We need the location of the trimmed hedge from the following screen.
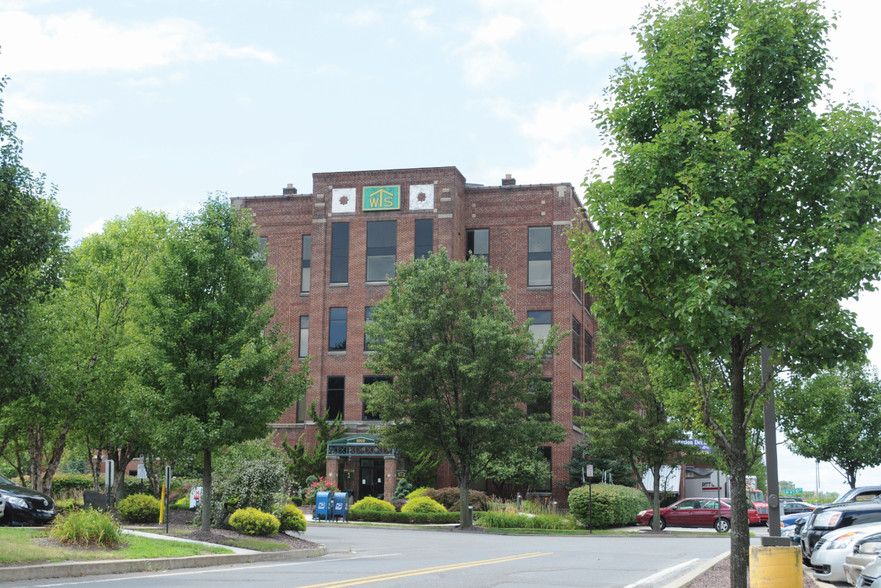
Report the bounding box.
[422,487,488,512]
[401,496,447,514]
[347,510,461,524]
[117,494,160,524]
[568,483,650,529]
[350,497,396,513]
[228,507,281,536]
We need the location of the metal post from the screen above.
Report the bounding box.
[761,347,787,545]
[165,465,172,534]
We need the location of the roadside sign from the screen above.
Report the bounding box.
[137,464,147,479]
[781,488,803,495]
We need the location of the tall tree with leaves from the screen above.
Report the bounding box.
[575,325,698,531]
[143,197,310,532]
[282,402,346,490]
[362,249,565,528]
[778,365,881,489]
[569,1,881,584]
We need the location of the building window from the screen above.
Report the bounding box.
[584,329,593,365]
[366,220,397,282]
[257,236,269,262]
[466,228,489,263]
[414,219,433,259]
[572,385,584,422]
[327,376,344,421]
[301,235,311,293]
[330,223,349,284]
[364,307,374,351]
[362,375,392,420]
[572,317,583,364]
[527,378,552,417]
[296,399,307,423]
[527,310,552,345]
[572,270,582,302]
[298,315,309,358]
[528,226,552,287]
[329,307,347,352]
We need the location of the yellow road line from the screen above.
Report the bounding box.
[297,552,553,588]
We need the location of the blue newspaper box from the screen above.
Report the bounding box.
[332,492,349,522]
[315,491,331,522]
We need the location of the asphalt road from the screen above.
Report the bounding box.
[6,525,736,588]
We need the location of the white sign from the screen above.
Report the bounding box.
[585,464,594,478]
[137,464,147,479]
[189,486,203,508]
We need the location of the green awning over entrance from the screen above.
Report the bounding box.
[327,435,397,457]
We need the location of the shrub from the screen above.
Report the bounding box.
[228,507,281,536]
[170,495,191,510]
[423,487,488,511]
[49,509,122,547]
[208,458,287,527]
[391,498,407,512]
[568,483,650,529]
[348,510,460,524]
[118,494,161,524]
[406,487,430,499]
[277,504,307,532]
[290,495,303,506]
[350,496,396,513]
[393,478,414,499]
[401,496,447,514]
[478,510,577,530]
[303,476,338,505]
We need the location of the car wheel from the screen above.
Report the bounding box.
[715,518,731,533]
[658,517,666,531]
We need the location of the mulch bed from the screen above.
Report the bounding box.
[683,555,819,587]
[153,508,319,551]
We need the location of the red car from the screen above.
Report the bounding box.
[636,497,760,532]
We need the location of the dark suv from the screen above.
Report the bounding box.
[801,497,881,561]
[0,473,56,526]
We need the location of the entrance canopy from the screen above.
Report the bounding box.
[327,435,397,457]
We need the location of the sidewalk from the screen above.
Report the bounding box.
[1,529,326,583]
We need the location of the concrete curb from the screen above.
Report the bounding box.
[0,545,327,583]
[662,550,730,588]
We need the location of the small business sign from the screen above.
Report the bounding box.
[363,186,401,211]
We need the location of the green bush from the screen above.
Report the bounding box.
[228,507,281,536]
[423,487,488,511]
[303,477,338,505]
[401,496,447,514]
[49,509,122,547]
[278,504,307,532]
[170,495,191,510]
[350,496,396,513]
[208,458,287,527]
[393,479,414,500]
[347,510,461,524]
[407,487,430,499]
[568,483,650,529]
[118,494,161,524]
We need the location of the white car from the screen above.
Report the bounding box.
[858,556,881,588]
[810,522,881,583]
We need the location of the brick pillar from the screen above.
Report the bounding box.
[384,456,398,502]
[326,455,340,488]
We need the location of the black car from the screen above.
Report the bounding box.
[800,497,881,561]
[0,473,56,526]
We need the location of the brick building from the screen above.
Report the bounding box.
[231,166,595,504]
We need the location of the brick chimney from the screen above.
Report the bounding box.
[501,174,516,187]
[283,183,297,196]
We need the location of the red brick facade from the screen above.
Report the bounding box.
[232,166,595,504]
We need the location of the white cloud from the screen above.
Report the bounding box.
[0,10,277,75]
[519,96,596,144]
[408,7,438,35]
[80,217,106,239]
[347,9,380,26]
[2,92,92,125]
[456,15,524,86]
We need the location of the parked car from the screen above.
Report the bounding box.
[780,512,812,544]
[0,473,55,526]
[782,501,816,515]
[809,522,881,583]
[843,532,881,585]
[801,497,881,562]
[834,486,881,504]
[857,555,881,588]
[636,497,759,532]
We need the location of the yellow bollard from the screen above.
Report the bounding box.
[159,484,166,525]
[749,545,803,588]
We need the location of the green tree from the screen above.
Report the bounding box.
[575,325,698,531]
[0,75,68,420]
[362,249,566,527]
[142,196,310,532]
[569,1,881,584]
[778,365,881,489]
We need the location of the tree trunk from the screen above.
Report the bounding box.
[201,448,212,533]
[40,423,69,496]
[652,464,662,531]
[728,355,750,588]
[458,468,472,529]
[27,425,44,492]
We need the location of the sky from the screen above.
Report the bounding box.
[1,0,880,498]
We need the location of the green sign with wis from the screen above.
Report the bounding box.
[363,186,400,211]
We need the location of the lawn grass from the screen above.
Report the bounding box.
[0,528,232,565]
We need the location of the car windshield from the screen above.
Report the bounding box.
[0,473,15,485]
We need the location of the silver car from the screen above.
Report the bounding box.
[858,556,881,587]
[810,522,881,583]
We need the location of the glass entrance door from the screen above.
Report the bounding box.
[359,458,384,499]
